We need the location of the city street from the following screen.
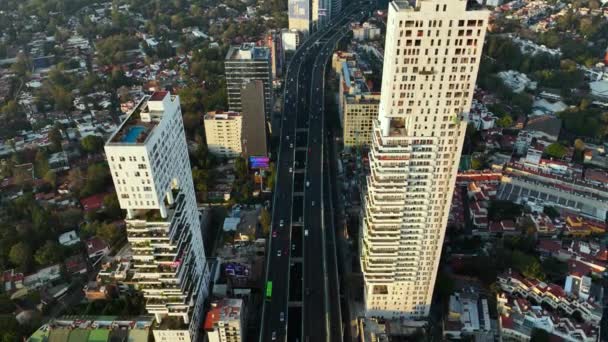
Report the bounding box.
[259,3,368,341]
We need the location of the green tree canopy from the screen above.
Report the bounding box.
[260,208,271,236]
[544,143,567,159]
[34,240,64,267]
[9,242,32,271]
[80,135,105,154]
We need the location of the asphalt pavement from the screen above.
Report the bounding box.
[259,3,370,341]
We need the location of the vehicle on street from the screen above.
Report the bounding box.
[280,219,284,227]
[306,181,310,187]
[277,250,282,257]
[272,332,277,340]
[305,229,309,237]
[272,231,277,238]
[280,312,285,322]
[289,167,293,173]
[312,201,315,206]
[290,143,294,148]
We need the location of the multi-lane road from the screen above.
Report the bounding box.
[259,2,370,341]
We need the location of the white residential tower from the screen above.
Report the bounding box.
[105,91,210,341]
[360,0,488,319]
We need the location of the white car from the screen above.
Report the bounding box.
[289,167,293,173]
[277,250,282,257]
[279,220,284,228]
[312,201,315,206]
[290,143,294,148]
[280,312,285,322]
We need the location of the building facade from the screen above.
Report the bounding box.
[289,0,312,36]
[204,298,245,342]
[241,81,268,158]
[104,91,210,341]
[343,94,380,148]
[204,111,243,158]
[225,44,272,118]
[359,0,488,319]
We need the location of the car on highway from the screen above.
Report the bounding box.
[306,181,310,187]
[289,167,293,173]
[280,312,285,322]
[272,332,277,340]
[279,219,284,228]
[312,201,315,206]
[272,231,277,238]
[277,250,282,257]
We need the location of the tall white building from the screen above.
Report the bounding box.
[104,91,210,341]
[360,0,488,320]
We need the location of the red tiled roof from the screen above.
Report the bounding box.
[150,91,168,101]
[500,315,514,329]
[537,239,561,254]
[80,193,108,211]
[86,237,108,255]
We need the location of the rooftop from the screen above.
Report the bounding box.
[107,91,175,145]
[203,298,243,331]
[204,111,242,120]
[225,43,270,61]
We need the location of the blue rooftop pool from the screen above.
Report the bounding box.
[122,126,146,143]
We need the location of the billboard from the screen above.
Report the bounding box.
[249,156,270,169]
[289,0,310,20]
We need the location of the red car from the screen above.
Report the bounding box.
[272,231,277,238]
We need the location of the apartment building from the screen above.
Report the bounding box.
[204,298,245,342]
[289,0,312,36]
[343,94,380,148]
[359,0,488,320]
[104,91,210,341]
[204,111,243,158]
[225,44,272,118]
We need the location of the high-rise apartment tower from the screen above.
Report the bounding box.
[225,44,272,118]
[360,0,488,320]
[105,91,210,340]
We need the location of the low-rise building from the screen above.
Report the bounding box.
[443,291,492,340]
[27,315,155,342]
[204,298,245,342]
[497,271,602,326]
[352,22,381,41]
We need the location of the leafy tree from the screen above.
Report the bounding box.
[488,200,523,221]
[234,157,248,180]
[9,242,33,271]
[0,294,15,314]
[96,222,124,246]
[81,163,111,197]
[34,240,64,267]
[48,127,63,152]
[43,170,57,189]
[103,193,123,220]
[260,208,271,236]
[67,168,85,191]
[543,206,560,219]
[80,135,105,154]
[34,150,50,178]
[544,143,567,159]
[530,328,550,342]
[496,115,513,128]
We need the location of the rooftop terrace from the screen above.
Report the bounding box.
[225,43,270,61]
[107,91,174,145]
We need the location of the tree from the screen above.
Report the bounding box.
[496,115,513,128]
[9,242,32,271]
[260,208,271,236]
[48,127,63,152]
[34,240,64,267]
[530,328,550,342]
[34,150,50,178]
[81,163,111,197]
[103,193,122,220]
[96,222,124,245]
[43,170,57,188]
[543,206,560,219]
[80,135,105,154]
[234,157,248,180]
[544,143,567,159]
[67,168,85,190]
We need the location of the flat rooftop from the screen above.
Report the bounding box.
[204,111,242,120]
[226,43,270,61]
